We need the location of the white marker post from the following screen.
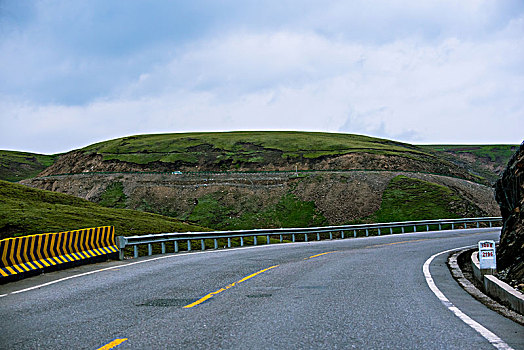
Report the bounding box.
[478,240,497,275]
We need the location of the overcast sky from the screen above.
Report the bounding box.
[1,0,523,154]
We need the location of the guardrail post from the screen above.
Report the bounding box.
[228,237,231,247]
[465,223,467,229]
[439,224,442,230]
[134,246,138,259]
[214,239,218,249]
[201,239,205,250]
[317,233,320,240]
[413,226,417,232]
[304,234,308,242]
[476,222,479,228]
[254,236,258,245]
[240,237,244,247]
[489,221,492,228]
[266,235,270,244]
[148,244,152,256]
[389,228,393,234]
[341,231,344,239]
[365,229,369,237]
[292,234,295,242]
[116,236,127,261]
[329,232,333,240]
[452,223,454,229]
[401,226,405,233]
[280,234,283,243]
[354,229,357,237]
[378,228,381,236]
[175,241,179,253]
[161,243,166,254]
[426,225,429,231]
[187,240,191,251]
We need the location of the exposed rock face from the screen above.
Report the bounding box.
[21,171,500,228]
[495,142,524,283]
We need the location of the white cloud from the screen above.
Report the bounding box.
[1,1,523,153]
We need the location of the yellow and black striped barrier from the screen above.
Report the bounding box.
[0,226,118,278]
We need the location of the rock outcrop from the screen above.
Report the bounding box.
[495,142,524,284]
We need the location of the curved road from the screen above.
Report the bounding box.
[1,228,522,349]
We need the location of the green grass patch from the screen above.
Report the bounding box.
[372,175,462,222]
[98,182,127,208]
[0,180,206,240]
[187,192,327,230]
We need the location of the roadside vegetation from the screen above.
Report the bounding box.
[0,180,206,240]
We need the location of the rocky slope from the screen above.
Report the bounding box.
[495,142,524,284]
[22,170,500,230]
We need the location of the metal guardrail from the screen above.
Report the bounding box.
[115,217,502,260]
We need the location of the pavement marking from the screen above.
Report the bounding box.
[183,265,280,309]
[0,243,285,298]
[0,228,499,299]
[305,251,337,259]
[423,246,514,350]
[366,238,429,248]
[96,338,128,350]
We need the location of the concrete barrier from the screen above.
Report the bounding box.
[483,275,524,315]
[470,250,524,316]
[0,226,117,278]
[471,251,483,282]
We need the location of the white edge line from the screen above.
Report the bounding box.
[423,245,514,350]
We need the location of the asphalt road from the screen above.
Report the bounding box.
[1,228,522,349]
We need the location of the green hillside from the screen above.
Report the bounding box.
[0,151,57,182]
[41,131,484,184]
[0,180,206,240]
[83,131,429,164]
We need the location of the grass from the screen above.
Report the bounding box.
[372,175,462,222]
[0,180,206,240]
[0,151,58,181]
[98,182,127,208]
[187,192,328,230]
[81,131,434,165]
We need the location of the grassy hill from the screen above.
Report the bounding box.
[82,131,428,163]
[5,132,507,234]
[38,131,485,184]
[0,180,206,239]
[0,151,58,182]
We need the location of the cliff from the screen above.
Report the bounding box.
[495,142,524,284]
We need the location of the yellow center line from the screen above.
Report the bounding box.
[305,251,338,260]
[366,238,430,248]
[183,265,280,309]
[97,338,128,350]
